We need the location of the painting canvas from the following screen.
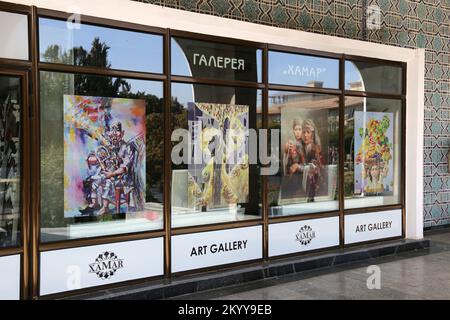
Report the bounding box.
[63,95,146,218]
[0,88,21,246]
[354,111,394,196]
[187,102,249,210]
[279,105,335,204]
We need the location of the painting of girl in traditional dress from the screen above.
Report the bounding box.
[354,111,394,196]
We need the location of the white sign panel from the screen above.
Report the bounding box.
[172,226,262,273]
[269,217,339,257]
[40,237,164,296]
[345,209,402,244]
[0,254,20,300]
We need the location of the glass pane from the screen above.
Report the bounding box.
[268,91,339,216]
[40,71,164,242]
[39,18,163,73]
[171,37,262,82]
[269,51,339,88]
[345,60,403,94]
[0,75,21,248]
[171,83,262,228]
[0,11,28,60]
[344,97,402,209]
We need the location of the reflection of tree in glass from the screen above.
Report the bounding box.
[171,97,188,171]
[43,38,131,95]
[43,37,111,67]
[124,91,164,203]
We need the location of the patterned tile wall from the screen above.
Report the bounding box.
[134,0,450,228]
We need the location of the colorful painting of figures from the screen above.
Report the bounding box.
[354,111,394,196]
[63,95,146,218]
[187,102,249,210]
[279,105,337,205]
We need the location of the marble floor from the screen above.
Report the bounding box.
[170,230,450,300]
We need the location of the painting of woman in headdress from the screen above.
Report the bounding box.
[302,119,324,202]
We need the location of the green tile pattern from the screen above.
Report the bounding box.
[133,0,450,228]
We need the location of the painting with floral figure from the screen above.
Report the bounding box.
[354,111,394,196]
[63,95,146,218]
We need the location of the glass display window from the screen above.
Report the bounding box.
[171,83,263,228]
[345,60,403,94]
[344,97,402,209]
[267,90,340,216]
[39,18,163,73]
[40,71,164,242]
[0,11,28,60]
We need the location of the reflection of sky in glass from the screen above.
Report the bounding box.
[172,82,195,107]
[256,50,262,83]
[345,61,402,94]
[39,18,163,73]
[171,38,262,82]
[345,61,364,90]
[171,38,192,77]
[127,79,163,97]
[269,51,339,88]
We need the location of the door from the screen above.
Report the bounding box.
[0,69,30,300]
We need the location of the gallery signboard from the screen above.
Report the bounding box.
[171,37,261,82]
[269,217,340,257]
[39,238,164,296]
[0,254,20,300]
[171,226,262,272]
[268,51,339,88]
[344,209,402,244]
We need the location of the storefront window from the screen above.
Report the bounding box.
[268,51,339,88]
[345,60,403,94]
[39,18,163,73]
[40,71,164,242]
[0,75,21,248]
[171,37,262,82]
[344,97,402,209]
[268,91,339,216]
[171,83,262,228]
[0,11,28,60]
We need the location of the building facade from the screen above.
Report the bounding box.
[132,0,449,228]
[0,0,427,299]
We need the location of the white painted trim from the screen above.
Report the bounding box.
[405,49,425,239]
[6,0,417,61]
[5,0,425,238]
